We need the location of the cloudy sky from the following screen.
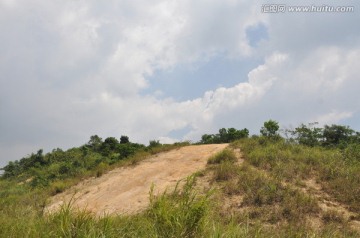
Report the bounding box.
[1,0,359,166]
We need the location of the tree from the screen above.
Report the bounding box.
[200,134,214,144]
[1,161,19,178]
[322,124,354,147]
[87,135,103,151]
[218,128,228,143]
[227,128,249,142]
[101,137,119,155]
[120,135,130,144]
[200,127,249,144]
[260,120,280,138]
[292,122,323,147]
[149,140,161,147]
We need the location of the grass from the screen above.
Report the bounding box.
[220,162,320,224]
[1,139,360,237]
[207,149,237,164]
[236,137,360,213]
[0,176,211,238]
[147,176,211,237]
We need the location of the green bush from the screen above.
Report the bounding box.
[213,161,239,181]
[207,149,237,164]
[147,176,210,237]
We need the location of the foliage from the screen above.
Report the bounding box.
[207,149,237,164]
[148,176,210,237]
[148,140,161,148]
[0,135,146,188]
[120,135,130,144]
[260,119,280,139]
[86,135,103,152]
[237,137,360,213]
[1,123,360,237]
[290,122,323,147]
[287,122,359,148]
[200,127,249,144]
[322,124,355,148]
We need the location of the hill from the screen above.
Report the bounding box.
[1,121,360,237]
[46,144,228,215]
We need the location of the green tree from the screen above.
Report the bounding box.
[120,135,130,144]
[292,122,323,147]
[200,127,249,144]
[87,135,103,151]
[260,120,280,138]
[149,140,161,147]
[101,137,119,155]
[322,124,354,147]
[218,128,228,143]
[200,134,214,144]
[1,161,19,178]
[227,128,249,142]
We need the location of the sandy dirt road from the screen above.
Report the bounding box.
[46,144,228,216]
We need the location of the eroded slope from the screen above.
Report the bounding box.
[46,144,228,216]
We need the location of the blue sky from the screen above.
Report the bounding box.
[143,56,262,101]
[1,0,360,167]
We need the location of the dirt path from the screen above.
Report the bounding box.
[46,144,228,216]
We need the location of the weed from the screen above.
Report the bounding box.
[213,161,239,182]
[147,175,211,237]
[207,149,237,164]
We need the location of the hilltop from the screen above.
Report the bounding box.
[1,121,360,237]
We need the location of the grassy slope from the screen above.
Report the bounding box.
[1,138,360,237]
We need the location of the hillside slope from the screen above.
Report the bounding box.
[46,144,228,216]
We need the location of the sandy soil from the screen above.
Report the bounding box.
[46,144,228,216]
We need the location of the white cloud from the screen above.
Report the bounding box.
[314,111,354,126]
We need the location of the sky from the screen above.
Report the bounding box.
[1,0,359,167]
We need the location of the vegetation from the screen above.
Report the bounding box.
[1,121,360,237]
[288,122,360,148]
[260,119,280,139]
[207,149,237,164]
[200,127,249,144]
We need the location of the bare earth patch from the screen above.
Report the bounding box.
[46,144,228,216]
[302,178,360,231]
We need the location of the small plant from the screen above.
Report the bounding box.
[208,149,237,164]
[147,175,211,237]
[95,162,109,177]
[213,161,239,181]
[50,180,68,195]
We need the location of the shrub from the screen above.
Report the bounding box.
[147,176,210,237]
[208,149,237,164]
[213,161,239,181]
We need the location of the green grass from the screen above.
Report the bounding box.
[0,176,211,238]
[147,176,211,237]
[207,149,237,164]
[235,137,360,213]
[1,139,360,237]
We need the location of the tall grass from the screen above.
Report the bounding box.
[1,141,360,237]
[207,149,237,164]
[147,176,211,237]
[0,176,211,238]
[235,137,360,213]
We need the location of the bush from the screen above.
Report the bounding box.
[207,149,237,164]
[147,176,210,237]
[213,161,239,181]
